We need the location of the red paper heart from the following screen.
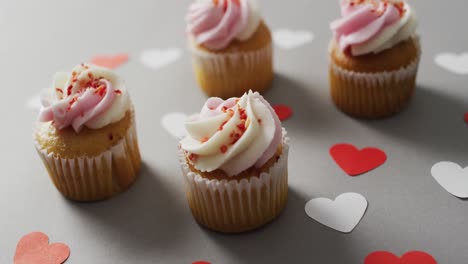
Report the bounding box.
[272,105,293,121]
[464,113,468,124]
[14,232,70,264]
[89,53,129,69]
[192,262,211,264]
[365,251,436,264]
[330,143,387,176]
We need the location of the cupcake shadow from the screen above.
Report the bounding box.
[64,162,188,250]
[202,188,362,263]
[263,73,338,138]
[357,85,468,157]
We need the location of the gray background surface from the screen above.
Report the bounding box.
[1,0,468,263]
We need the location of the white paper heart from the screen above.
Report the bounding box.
[161,112,188,139]
[140,48,182,70]
[273,29,314,50]
[431,161,468,198]
[305,192,368,233]
[435,52,468,75]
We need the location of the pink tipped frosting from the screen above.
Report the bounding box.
[180,91,282,177]
[186,0,261,50]
[38,64,129,133]
[331,0,417,56]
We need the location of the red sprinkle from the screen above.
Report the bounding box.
[188,153,199,162]
[114,90,122,95]
[219,120,228,131]
[56,88,63,93]
[67,85,73,96]
[220,145,228,154]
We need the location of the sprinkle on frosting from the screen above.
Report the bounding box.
[180,91,282,177]
[186,0,262,50]
[39,64,130,133]
[331,0,417,56]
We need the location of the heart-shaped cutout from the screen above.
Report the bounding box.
[272,105,293,121]
[140,48,182,70]
[90,53,129,69]
[161,112,188,139]
[431,161,468,198]
[365,251,437,264]
[273,29,314,50]
[435,52,468,75]
[330,143,387,176]
[14,232,70,264]
[304,192,367,233]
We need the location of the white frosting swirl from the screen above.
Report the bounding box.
[351,2,418,55]
[39,64,130,131]
[180,91,282,177]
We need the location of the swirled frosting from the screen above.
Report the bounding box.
[186,0,261,50]
[39,64,130,133]
[180,91,282,177]
[331,0,417,56]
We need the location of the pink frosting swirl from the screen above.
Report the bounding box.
[180,91,282,176]
[186,0,249,50]
[331,0,405,54]
[39,65,120,133]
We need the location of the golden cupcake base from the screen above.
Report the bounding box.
[190,21,274,99]
[35,110,142,202]
[329,37,420,119]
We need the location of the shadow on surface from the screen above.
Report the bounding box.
[203,188,362,263]
[358,85,468,156]
[264,73,337,135]
[64,162,187,250]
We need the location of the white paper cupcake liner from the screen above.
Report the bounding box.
[188,40,273,98]
[179,129,289,233]
[34,112,141,201]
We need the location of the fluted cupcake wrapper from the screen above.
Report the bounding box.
[189,41,273,99]
[329,38,421,119]
[179,130,289,233]
[35,117,142,202]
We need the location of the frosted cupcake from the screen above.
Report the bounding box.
[179,91,289,233]
[186,0,273,99]
[34,64,141,201]
[329,0,420,118]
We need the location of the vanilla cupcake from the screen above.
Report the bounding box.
[179,91,289,233]
[186,0,273,99]
[34,64,141,201]
[329,0,420,118]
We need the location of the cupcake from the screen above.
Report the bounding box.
[179,91,289,233]
[186,0,273,99]
[34,64,141,201]
[329,0,420,118]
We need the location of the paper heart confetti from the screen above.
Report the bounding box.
[272,105,293,121]
[330,143,387,176]
[365,251,437,264]
[161,112,188,139]
[90,53,129,69]
[14,232,70,264]
[273,29,314,50]
[435,52,468,75]
[431,161,468,198]
[304,192,367,233]
[140,48,182,70]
